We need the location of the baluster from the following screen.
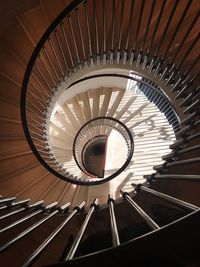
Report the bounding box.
[0,201,44,233]
[48,38,65,76]
[64,198,99,260]
[108,195,120,246]
[0,199,29,215]
[0,202,60,252]
[146,174,200,181]
[21,202,86,267]
[0,197,16,206]
[133,184,199,211]
[120,189,160,230]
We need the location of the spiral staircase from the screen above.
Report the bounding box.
[0,0,200,266]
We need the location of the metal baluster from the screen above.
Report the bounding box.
[0,202,64,252]
[26,106,44,121]
[21,202,85,267]
[0,199,30,215]
[184,99,200,114]
[48,38,64,76]
[75,8,86,61]
[29,123,43,133]
[61,22,75,68]
[162,0,193,62]
[54,29,69,70]
[29,83,46,103]
[133,184,199,211]
[31,73,50,98]
[42,47,60,80]
[147,0,167,54]
[27,98,43,114]
[125,0,135,51]
[38,54,57,86]
[0,201,44,234]
[68,15,80,64]
[176,77,198,99]
[120,189,160,230]
[0,197,16,205]
[132,0,145,51]
[102,0,106,54]
[84,2,93,60]
[141,0,156,53]
[111,0,115,52]
[108,196,120,247]
[153,174,200,181]
[27,115,43,127]
[163,143,200,162]
[166,158,200,168]
[183,53,200,77]
[117,0,124,51]
[64,198,99,260]
[28,90,46,109]
[169,10,200,65]
[154,0,179,58]
[93,0,99,55]
[34,64,53,92]
[178,144,200,155]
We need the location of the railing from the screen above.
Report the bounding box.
[16,0,200,264]
[20,0,199,185]
[73,117,134,184]
[0,193,199,266]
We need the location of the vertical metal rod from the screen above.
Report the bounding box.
[0,197,16,205]
[34,64,52,92]
[27,115,42,127]
[108,196,120,247]
[0,202,44,230]
[84,2,92,58]
[103,0,107,52]
[48,38,64,76]
[30,130,44,139]
[134,185,199,211]
[147,0,167,54]
[68,15,80,64]
[0,210,41,234]
[29,123,43,133]
[61,22,75,67]
[120,189,160,230]
[0,199,30,218]
[64,198,99,260]
[42,47,60,80]
[162,0,193,61]
[29,83,46,103]
[125,0,135,50]
[118,0,125,50]
[55,29,69,70]
[31,73,50,98]
[167,43,199,87]
[28,91,46,109]
[27,98,43,114]
[75,8,86,60]
[155,174,200,181]
[0,202,58,251]
[154,0,179,58]
[111,0,115,51]
[182,47,200,75]
[26,106,44,121]
[21,202,83,267]
[93,0,99,54]
[38,54,56,86]
[169,10,200,65]
[132,0,145,51]
[141,0,156,52]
